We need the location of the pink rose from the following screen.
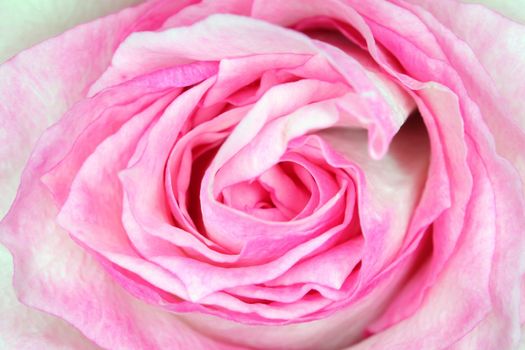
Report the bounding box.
[1,0,524,349]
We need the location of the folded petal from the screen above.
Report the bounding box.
[406,0,525,131]
[0,2,236,347]
[0,0,188,217]
[90,14,318,94]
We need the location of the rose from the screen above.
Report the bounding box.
[1,0,524,349]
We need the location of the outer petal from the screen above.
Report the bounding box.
[2,182,240,349]
[462,0,525,23]
[386,2,525,347]
[349,133,496,350]
[0,2,154,347]
[1,79,237,348]
[0,0,143,63]
[0,0,220,348]
[400,0,525,173]
[0,245,99,350]
[0,0,197,217]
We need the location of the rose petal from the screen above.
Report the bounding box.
[90,14,318,95]
[347,2,525,345]
[318,116,430,281]
[266,237,363,289]
[57,79,215,300]
[364,0,525,190]
[0,0,141,62]
[406,0,525,131]
[1,79,238,350]
[0,244,99,349]
[350,136,494,349]
[161,0,253,29]
[0,0,194,217]
[363,87,465,332]
[179,253,415,350]
[0,2,236,345]
[2,187,239,349]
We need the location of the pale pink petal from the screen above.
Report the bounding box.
[202,53,314,107]
[349,2,525,346]
[318,117,429,281]
[201,79,347,252]
[179,254,416,350]
[405,0,525,132]
[0,0,173,218]
[0,0,142,63]
[352,87,525,349]
[266,238,364,289]
[349,143,494,350]
[161,0,253,28]
[2,188,239,349]
[213,94,344,191]
[1,81,239,350]
[0,245,99,349]
[0,2,234,344]
[57,79,215,299]
[254,1,524,347]
[225,283,346,304]
[367,86,471,333]
[148,186,351,303]
[41,86,178,204]
[90,14,318,94]
[365,0,525,188]
[252,0,416,159]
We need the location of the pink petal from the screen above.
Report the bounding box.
[405,0,525,132]
[0,0,174,217]
[0,2,230,346]
[0,0,141,62]
[0,245,98,349]
[90,14,318,94]
[161,0,253,28]
[179,256,414,350]
[351,141,494,350]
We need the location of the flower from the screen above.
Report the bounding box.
[1,0,524,349]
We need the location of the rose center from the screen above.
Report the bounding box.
[219,161,313,221]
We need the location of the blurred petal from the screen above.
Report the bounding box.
[461,0,525,23]
[0,0,143,63]
[0,244,99,349]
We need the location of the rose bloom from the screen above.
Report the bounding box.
[1,0,525,349]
